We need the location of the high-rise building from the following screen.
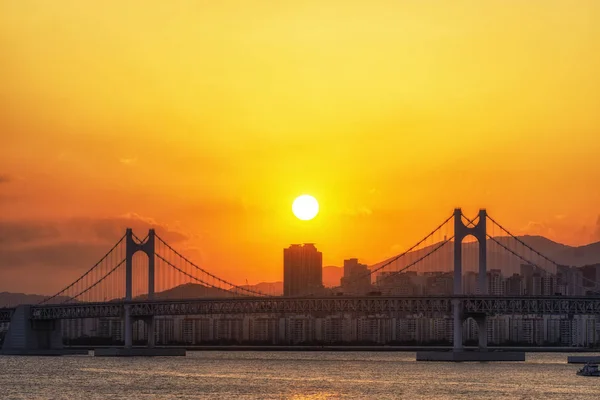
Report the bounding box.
[283,243,323,296]
[487,269,506,295]
[424,272,453,295]
[341,258,371,294]
[520,264,535,295]
[532,273,543,296]
[463,271,478,295]
[541,275,556,296]
[376,271,423,295]
[506,273,523,296]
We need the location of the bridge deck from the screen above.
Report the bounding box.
[2,295,596,321]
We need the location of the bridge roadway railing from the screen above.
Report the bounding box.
[23,295,600,320]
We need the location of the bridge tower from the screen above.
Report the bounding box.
[453,208,487,351]
[124,228,156,349]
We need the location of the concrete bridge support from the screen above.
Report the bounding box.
[124,305,132,348]
[452,300,463,352]
[1,305,63,355]
[476,316,487,351]
[147,317,155,348]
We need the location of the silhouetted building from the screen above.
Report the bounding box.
[283,244,323,296]
[341,258,371,294]
[506,273,523,296]
[487,269,506,295]
[463,271,478,295]
[520,264,535,295]
[423,272,453,295]
[541,275,556,296]
[376,271,422,295]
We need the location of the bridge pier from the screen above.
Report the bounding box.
[452,300,463,352]
[124,305,132,349]
[1,305,64,355]
[146,316,155,348]
[476,316,487,351]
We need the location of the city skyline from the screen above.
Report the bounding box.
[1,221,600,296]
[2,207,600,365]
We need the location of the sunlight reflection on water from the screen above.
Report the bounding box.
[1,352,598,399]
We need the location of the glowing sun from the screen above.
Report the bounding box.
[292,195,319,221]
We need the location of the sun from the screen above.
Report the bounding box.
[292,195,319,221]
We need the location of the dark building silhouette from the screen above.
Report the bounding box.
[506,273,524,296]
[341,258,371,294]
[283,244,323,296]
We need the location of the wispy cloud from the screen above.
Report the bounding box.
[0,174,10,183]
[119,157,138,165]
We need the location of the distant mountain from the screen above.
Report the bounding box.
[323,266,343,287]
[0,292,71,308]
[370,236,600,276]
[241,281,283,296]
[480,235,600,269]
[135,283,233,300]
[240,269,343,294]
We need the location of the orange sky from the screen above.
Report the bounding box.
[1,1,599,293]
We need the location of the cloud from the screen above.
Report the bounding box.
[0,214,190,248]
[119,157,138,165]
[0,221,60,245]
[0,174,10,183]
[519,221,556,238]
[0,241,109,271]
[0,214,196,293]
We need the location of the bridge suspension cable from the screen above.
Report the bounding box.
[373,235,455,288]
[462,213,599,294]
[461,214,556,277]
[154,234,270,297]
[155,253,248,297]
[39,234,127,304]
[486,214,598,291]
[488,215,569,269]
[305,213,454,296]
[364,214,453,278]
[61,259,126,303]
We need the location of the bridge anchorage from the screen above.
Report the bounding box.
[1,207,598,360]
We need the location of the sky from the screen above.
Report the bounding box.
[1,1,599,294]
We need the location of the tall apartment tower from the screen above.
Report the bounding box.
[341,258,371,294]
[283,244,323,296]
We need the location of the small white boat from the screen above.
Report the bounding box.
[577,363,600,377]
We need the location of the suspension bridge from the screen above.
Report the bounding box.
[1,208,599,358]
